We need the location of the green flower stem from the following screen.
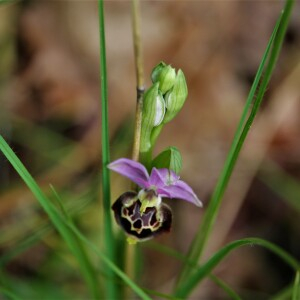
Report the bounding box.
[98,0,117,298]
[131,0,145,163]
[150,123,164,150]
[139,123,163,170]
[175,0,294,289]
[132,88,144,163]
[139,121,153,169]
[124,0,144,298]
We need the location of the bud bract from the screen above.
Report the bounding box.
[140,83,165,154]
[151,61,166,83]
[143,82,165,127]
[151,146,182,174]
[151,62,176,94]
[163,69,188,123]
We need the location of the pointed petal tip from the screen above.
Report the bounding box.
[194,198,203,208]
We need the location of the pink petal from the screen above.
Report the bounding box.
[158,180,202,207]
[107,158,150,188]
[148,168,166,188]
[149,168,180,187]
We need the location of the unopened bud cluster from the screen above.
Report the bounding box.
[140,62,188,154]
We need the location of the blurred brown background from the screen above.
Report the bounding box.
[1,0,300,299]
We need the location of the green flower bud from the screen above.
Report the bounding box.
[143,82,166,127]
[151,61,166,83]
[151,62,176,94]
[140,83,166,154]
[163,69,188,124]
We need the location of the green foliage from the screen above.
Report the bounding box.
[209,275,242,300]
[139,62,188,167]
[292,271,300,300]
[153,64,176,94]
[0,135,100,299]
[0,0,298,299]
[98,0,117,298]
[152,146,182,174]
[175,0,295,289]
[174,238,300,298]
[0,135,151,300]
[151,61,167,83]
[163,70,188,124]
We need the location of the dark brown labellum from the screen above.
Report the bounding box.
[112,191,172,241]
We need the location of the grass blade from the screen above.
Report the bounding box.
[146,242,242,299]
[292,271,300,300]
[174,237,300,298]
[64,219,151,300]
[0,226,51,267]
[51,184,151,300]
[0,135,101,299]
[0,288,21,300]
[175,0,295,287]
[210,274,242,300]
[259,160,300,213]
[0,135,151,300]
[271,284,293,300]
[97,0,117,298]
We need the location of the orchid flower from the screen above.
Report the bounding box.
[108,158,202,242]
[108,158,202,207]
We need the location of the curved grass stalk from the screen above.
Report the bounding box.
[0,135,101,299]
[146,242,242,299]
[98,0,117,298]
[271,284,293,300]
[174,238,300,298]
[292,271,300,300]
[0,288,21,300]
[209,274,242,300]
[0,135,151,300]
[175,0,295,288]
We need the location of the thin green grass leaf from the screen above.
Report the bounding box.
[143,288,181,300]
[146,241,188,263]
[176,0,295,287]
[270,284,293,300]
[0,135,151,300]
[0,288,21,300]
[209,274,242,300]
[146,242,242,299]
[259,160,300,213]
[292,271,300,300]
[98,0,117,298]
[0,226,51,267]
[0,270,22,300]
[50,185,150,299]
[0,0,21,5]
[174,237,300,298]
[62,218,151,300]
[0,135,101,299]
[49,184,73,223]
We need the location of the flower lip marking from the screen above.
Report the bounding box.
[108,158,202,241]
[112,191,172,242]
[108,158,202,207]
